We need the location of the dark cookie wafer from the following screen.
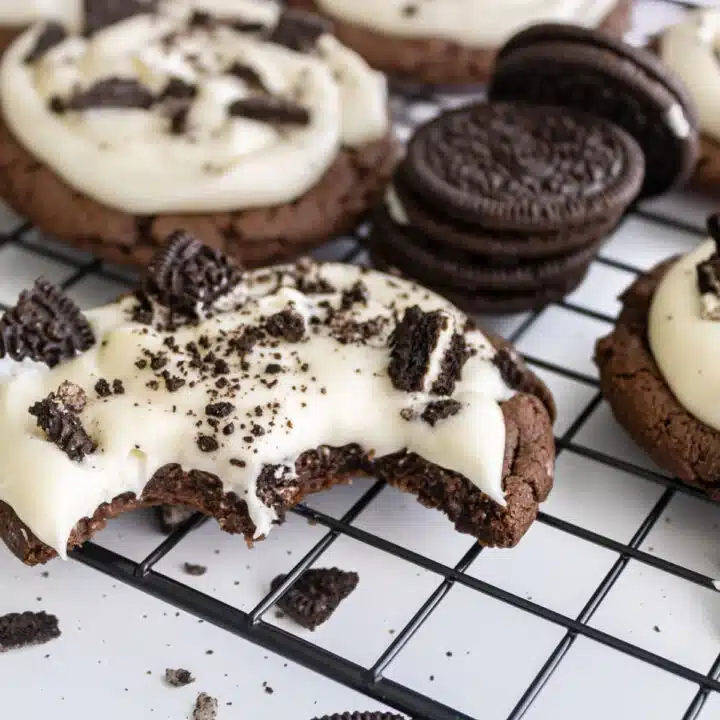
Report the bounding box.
[490,23,699,199]
[402,102,644,232]
[0,611,61,652]
[286,0,631,86]
[271,567,359,630]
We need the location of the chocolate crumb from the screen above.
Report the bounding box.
[95,378,112,398]
[206,402,234,418]
[265,308,305,342]
[197,435,219,453]
[421,399,463,427]
[340,281,369,309]
[271,567,359,631]
[269,9,331,52]
[265,363,283,374]
[165,667,195,687]
[183,563,207,577]
[112,379,125,395]
[0,611,61,652]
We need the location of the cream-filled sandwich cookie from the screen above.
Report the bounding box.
[659,9,720,195]
[286,0,632,85]
[0,0,397,268]
[596,214,720,497]
[0,230,555,565]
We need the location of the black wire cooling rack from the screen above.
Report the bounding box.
[1,1,719,718]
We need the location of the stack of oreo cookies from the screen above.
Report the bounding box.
[369,102,645,313]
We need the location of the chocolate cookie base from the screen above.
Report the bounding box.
[0,341,554,566]
[286,0,632,85]
[595,259,720,498]
[0,117,398,269]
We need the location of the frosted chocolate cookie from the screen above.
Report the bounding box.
[286,0,632,86]
[0,231,555,566]
[490,22,700,198]
[368,102,644,314]
[657,9,720,196]
[0,1,396,268]
[596,214,720,497]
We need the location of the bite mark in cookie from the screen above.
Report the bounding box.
[0,232,555,565]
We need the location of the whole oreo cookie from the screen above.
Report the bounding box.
[489,23,700,199]
[369,102,643,314]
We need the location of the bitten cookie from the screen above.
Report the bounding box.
[367,102,644,314]
[489,22,700,198]
[657,9,720,196]
[286,0,632,86]
[0,230,555,566]
[0,1,396,269]
[596,214,720,498]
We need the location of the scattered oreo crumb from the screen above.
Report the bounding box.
[265,308,306,342]
[165,668,195,688]
[0,611,61,653]
[421,399,463,427]
[271,568,359,631]
[269,9,331,52]
[192,692,218,720]
[183,563,207,577]
[654,625,661,633]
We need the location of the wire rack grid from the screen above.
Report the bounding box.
[1,1,720,719]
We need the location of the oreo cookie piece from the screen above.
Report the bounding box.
[0,611,61,652]
[59,78,155,113]
[228,96,311,126]
[145,231,243,317]
[368,102,642,314]
[271,567,359,630]
[269,9,332,53]
[84,0,159,36]
[0,279,95,367]
[24,23,67,64]
[489,23,700,198]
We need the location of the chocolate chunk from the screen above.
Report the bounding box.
[421,399,463,426]
[192,693,218,720]
[493,348,525,391]
[24,22,67,64]
[228,96,310,126]
[271,567,359,631]
[268,9,331,53]
[340,281,369,309]
[389,306,467,395]
[0,279,95,367]
[65,78,155,112]
[165,668,195,687]
[206,402,234,418]
[146,231,242,316]
[265,308,305,342]
[29,384,96,461]
[84,0,159,36]
[312,714,407,720]
[182,563,207,577]
[0,611,61,652]
[224,62,266,91]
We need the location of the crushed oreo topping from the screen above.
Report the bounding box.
[165,668,195,687]
[341,281,369,309]
[492,348,525,391]
[84,0,159,36]
[265,308,306,342]
[183,563,207,577]
[0,611,61,653]
[192,692,218,720]
[0,279,95,367]
[697,213,720,321]
[271,567,359,631]
[206,402,234,418]
[29,384,96,461]
[228,96,310,126]
[56,78,155,113]
[225,62,266,91]
[24,22,67,64]
[146,231,242,317]
[389,306,467,395]
[421,399,463,427]
[158,77,197,102]
[269,9,331,53]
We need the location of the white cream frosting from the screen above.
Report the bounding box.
[314,0,618,47]
[0,0,388,214]
[648,239,720,432]
[659,9,720,144]
[0,0,79,27]
[0,262,515,558]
